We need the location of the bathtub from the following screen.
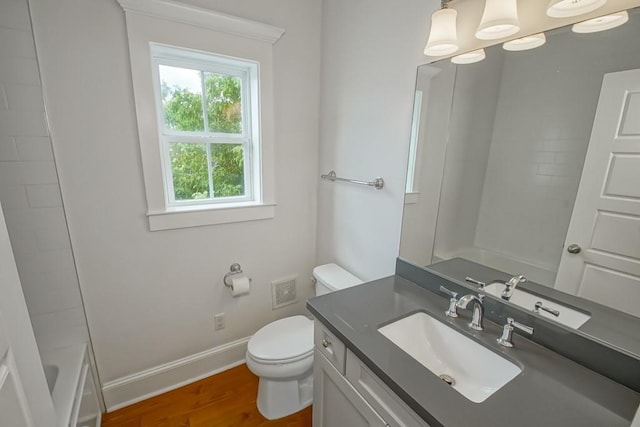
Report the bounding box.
[433,246,558,287]
[41,344,100,427]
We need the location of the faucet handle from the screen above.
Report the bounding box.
[511,318,534,335]
[440,286,459,318]
[439,285,458,298]
[497,317,534,348]
[534,301,560,317]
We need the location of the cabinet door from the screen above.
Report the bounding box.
[346,350,430,427]
[313,349,388,427]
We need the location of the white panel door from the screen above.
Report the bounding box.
[555,69,640,317]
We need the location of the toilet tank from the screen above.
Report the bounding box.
[313,263,363,296]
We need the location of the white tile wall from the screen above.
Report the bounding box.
[16,136,54,161]
[0,27,36,58]
[0,135,18,160]
[5,85,45,111]
[26,184,62,207]
[0,0,88,354]
[0,85,8,109]
[0,0,31,30]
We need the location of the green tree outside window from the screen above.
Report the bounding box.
[163,73,245,200]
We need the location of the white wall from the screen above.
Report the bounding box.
[29,0,321,408]
[475,21,640,275]
[0,0,89,355]
[317,0,438,280]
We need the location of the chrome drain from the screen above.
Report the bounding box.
[439,374,455,386]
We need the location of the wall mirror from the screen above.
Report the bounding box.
[400,6,640,358]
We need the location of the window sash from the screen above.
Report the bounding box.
[162,137,253,206]
[151,45,257,208]
[155,57,250,138]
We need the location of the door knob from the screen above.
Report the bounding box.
[567,244,581,254]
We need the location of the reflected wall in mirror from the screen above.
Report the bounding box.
[400,8,640,321]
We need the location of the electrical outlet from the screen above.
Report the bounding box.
[214,313,225,331]
[271,276,298,309]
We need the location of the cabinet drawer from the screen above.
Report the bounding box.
[346,350,429,427]
[314,321,346,374]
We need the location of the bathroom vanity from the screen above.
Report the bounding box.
[307,273,640,426]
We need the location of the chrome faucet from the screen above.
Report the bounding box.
[501,275,527,301]
[456,294,484,331]
[441,286,484,331]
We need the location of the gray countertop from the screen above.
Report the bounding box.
[307,275,640,427]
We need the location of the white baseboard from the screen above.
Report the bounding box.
[102,336,250,411]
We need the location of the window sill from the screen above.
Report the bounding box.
[147,202,276,231]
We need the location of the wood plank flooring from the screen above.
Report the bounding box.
[101,364,312,427]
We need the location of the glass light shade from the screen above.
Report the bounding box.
[475,0,520,40]
[572,10,629,33]
[546,0,607,18]
[503,33,547,51]
[451,49,486,64]
[424,8,459,56]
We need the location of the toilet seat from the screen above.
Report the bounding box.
[247,315,313,364]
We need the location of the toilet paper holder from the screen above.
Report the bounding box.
[224,263,251,288]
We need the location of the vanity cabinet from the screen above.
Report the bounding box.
[313,321,430,427]
[313,349,387,426]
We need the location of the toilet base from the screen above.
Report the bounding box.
[255,370,313,420]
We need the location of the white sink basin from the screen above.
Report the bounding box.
[484,282,591,329]
[378,312,521,403]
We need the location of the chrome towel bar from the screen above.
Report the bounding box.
[321,170,384,190]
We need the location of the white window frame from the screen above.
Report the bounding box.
[117,0,284,231]
[150,44,259,207]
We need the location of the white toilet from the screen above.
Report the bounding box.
[246,263,362,420]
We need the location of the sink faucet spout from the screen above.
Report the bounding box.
[456,294,484,331]
[502,275,527,301]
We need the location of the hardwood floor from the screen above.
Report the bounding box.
[101,364,312,427]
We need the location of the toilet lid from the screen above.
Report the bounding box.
[248,315,313,362]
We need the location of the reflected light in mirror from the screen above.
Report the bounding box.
[503,33,547,51]
[572,10,629,32]
[425,7,460,56]
[475,0,520,40]
[451,48,487,64]
[546,0,607,18]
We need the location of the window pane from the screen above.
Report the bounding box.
[169,143,209,200]
[159,65,204,132]
[211,144,245,198]
[204,73,243,134]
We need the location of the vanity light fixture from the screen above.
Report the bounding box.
[451,48,486,64]
[424,0,460,56]
[503,33,546,51]
[546,0,607,18]
[572,10,629,33]
[475,0,520,40]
